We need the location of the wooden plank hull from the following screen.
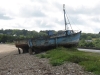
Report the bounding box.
[32,31,81,50]
[15,39,29,53]
[15,31,81,53]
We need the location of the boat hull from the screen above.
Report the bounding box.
[31,31,81,52]
[15,31,81,53]
[15,39,29,53]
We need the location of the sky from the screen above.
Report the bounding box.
[0,0,100,33]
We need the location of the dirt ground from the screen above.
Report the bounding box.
[0,44,18,59]
[0,44,95,75]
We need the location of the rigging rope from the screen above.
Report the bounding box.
[65,11,73,30]
[65,9,81,31]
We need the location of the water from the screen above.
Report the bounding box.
[78,48,100,53]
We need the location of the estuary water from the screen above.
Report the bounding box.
[78,48,100,53]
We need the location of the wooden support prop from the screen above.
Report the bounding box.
[29,48,32,55]
[18,48,21,54]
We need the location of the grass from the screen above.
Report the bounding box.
[36,47,100,75]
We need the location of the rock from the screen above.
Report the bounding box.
[0,53,95,75]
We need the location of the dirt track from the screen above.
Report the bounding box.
[0,44,95,75]
[0,44,17,58]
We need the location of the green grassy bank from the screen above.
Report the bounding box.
[37,47,100,75]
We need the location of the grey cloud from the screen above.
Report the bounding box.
[91,17,100,23]
[91,4,100,15]
[54,2,100,25]
[68,7,99,16]
[12,23,24,29]
[36,20,54,29]
[68,15,87,25]
[93,27,100,33]
[55,2,100,15]
[20,7,46,18]
[54,19,64,25]
[0,13,12,20]
[12,23,31,29]
[55,12,86,25]
[30,0,47,3]
[53,3,87,25]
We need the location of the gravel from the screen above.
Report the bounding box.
[0,53,95,75]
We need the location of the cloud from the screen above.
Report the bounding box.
[0,12,12,20]
[93,27,100,33]
[34,19,56,30]
[30,0,47,3]
[19,1,46,18]
[0,0,100,33]
[20,8,46,18]
[53,3,90,25]
[91,17,100,23]
[91,4,100,15]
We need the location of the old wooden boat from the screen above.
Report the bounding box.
[15,39,29,53]
[15,4,81,54]
[31,31,81,53]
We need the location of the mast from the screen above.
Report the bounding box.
[63,4,67,30]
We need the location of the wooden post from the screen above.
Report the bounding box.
[55,37,58,48]
[28,39,33,55]
[18,48,21,54]
[29,48,33,55]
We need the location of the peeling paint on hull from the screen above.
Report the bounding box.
[15,31,81,53]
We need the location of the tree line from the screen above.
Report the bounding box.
[79,33,100,48]
[0,29,100,48]
[0,29,53,43]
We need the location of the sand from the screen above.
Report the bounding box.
[0,44,17,59]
